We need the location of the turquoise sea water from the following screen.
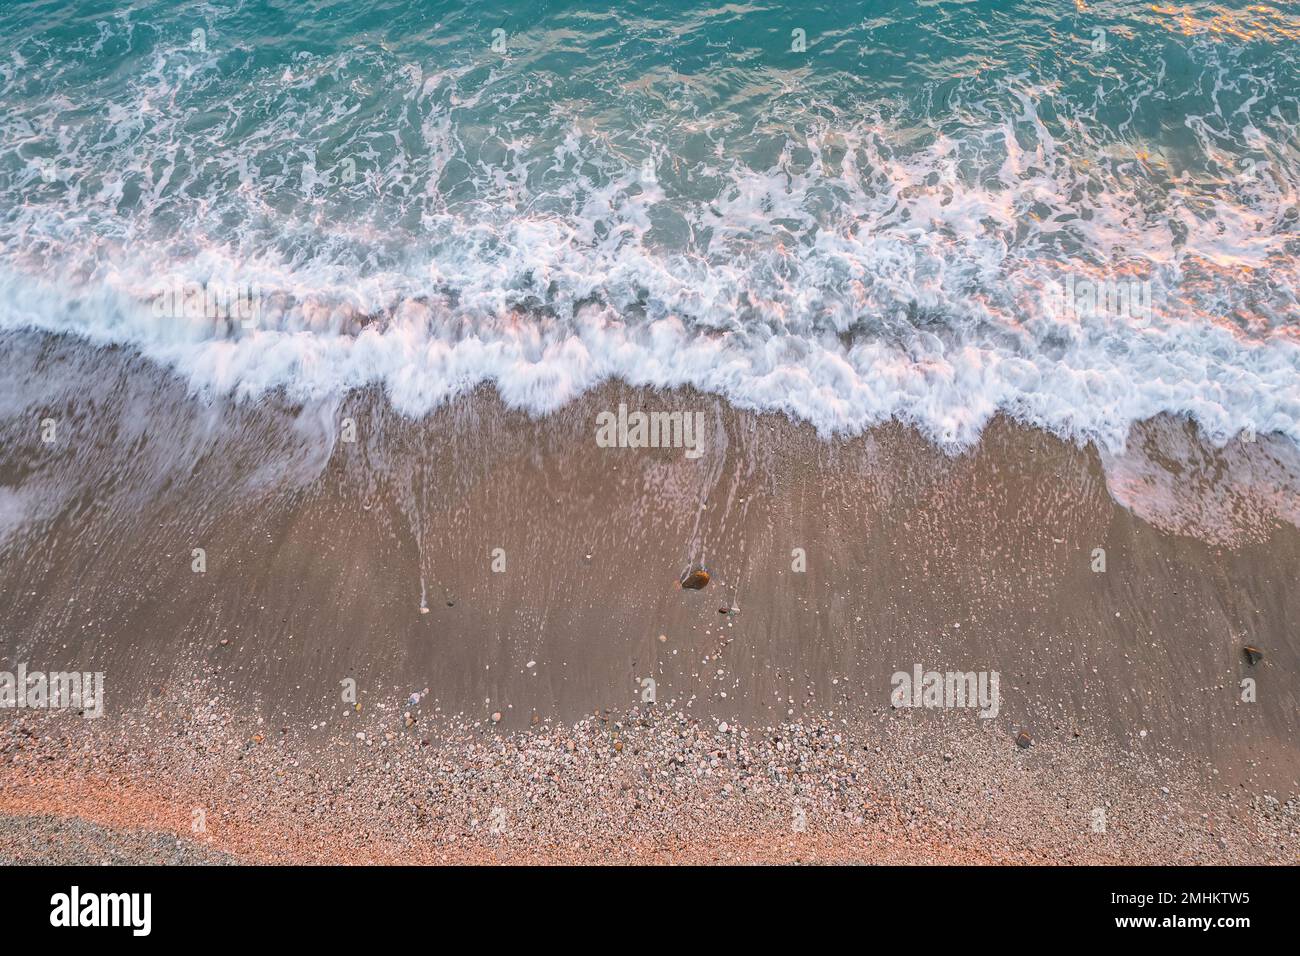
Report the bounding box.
[0,1,1297,451]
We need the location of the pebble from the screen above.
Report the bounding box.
[680,567,710,590]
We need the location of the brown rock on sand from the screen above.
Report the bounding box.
[680,566,710,590]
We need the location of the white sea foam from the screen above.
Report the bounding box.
[0,26,1296,462]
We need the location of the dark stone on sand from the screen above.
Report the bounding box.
[1016,731,1032,749]
[680,566,710,590]
[1243,645,1264,665]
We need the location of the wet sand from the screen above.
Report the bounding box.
[0,331,1296,863]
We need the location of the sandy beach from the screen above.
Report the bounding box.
[0,332,1295,864]
[1,0,1299,890]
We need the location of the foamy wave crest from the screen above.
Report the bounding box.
[0,1,1297,454]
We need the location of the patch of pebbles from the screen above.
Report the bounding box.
[0,688,1294,865]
